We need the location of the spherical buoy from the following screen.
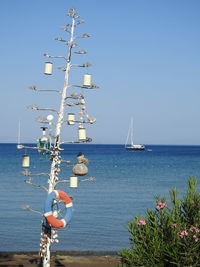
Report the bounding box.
[73,163,88,176]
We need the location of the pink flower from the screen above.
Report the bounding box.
[179,230,188,238]
[193,235,199,242]
[189,226,200,233]
[156,202,167,210]
[137,219,146,225]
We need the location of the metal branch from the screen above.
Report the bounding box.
[63,119,96,124]
[60,25,71,33]
[43,53,67,60]
[22,171,49,177]
[76,33,91,39]
[55,37,67,42]
[65,102,81,106]
[80,177,95,182]
[60,138,92,144]
[74,50,87,54]
[73,84,99,89]
[65,93,84,100]
[27,105,59,114]
[55,179,69,185]
[71,62,92,68]
[60,160,75,164]
[17,144,51,152]
[28,85,60,93]
[25,179,48,192]
[57,66,66,71]
[37,89,60,93]
[56,177,95,185]
[21,205,43,216]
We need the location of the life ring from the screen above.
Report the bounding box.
[44,190,73,228]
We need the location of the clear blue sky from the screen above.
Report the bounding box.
[1,0,200,144]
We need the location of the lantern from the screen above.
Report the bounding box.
[44,62,53,75]
[41,127,47,136]
[22,155,30,168]
[70,176,78,188]
[67,113,75,125]
[78,126,86,141]
[80,99,85,105]
[83,74,92,87]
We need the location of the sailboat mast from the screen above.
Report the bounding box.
[125,121,131,147]
[130,118,134,146]
[17,120,21,145]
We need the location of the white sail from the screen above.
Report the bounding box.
[125,118,145,151]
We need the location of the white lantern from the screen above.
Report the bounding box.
[78,127,86,141]
[67,113,75,125]
[80,99,85,105]
[44,62,53,75]
[70,176,78,188]
[83,74,92,87]
[41,127,47,136]
[22,155,30,168]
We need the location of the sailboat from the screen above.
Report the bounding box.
[125,118,145,151]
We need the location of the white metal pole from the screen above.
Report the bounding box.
[48,16,75,193]
[42,14,76,267]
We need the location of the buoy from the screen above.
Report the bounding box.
[44,190,73,228]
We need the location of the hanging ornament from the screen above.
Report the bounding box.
[73,163,88,176]
[41,127,47,136]
[67,113,75,125]
[69,176,78,188]
[83,74,92,87]
[44,62,53,75]
[78,126,86,141]
[22,155,30,168]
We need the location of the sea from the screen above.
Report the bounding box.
[1,143,200,253]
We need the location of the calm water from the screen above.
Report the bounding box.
[0,143,200,252]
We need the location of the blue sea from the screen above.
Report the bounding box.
[1,143,200,252]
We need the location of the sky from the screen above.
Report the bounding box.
[1,0,200,145]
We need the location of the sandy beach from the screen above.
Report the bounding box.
[0,252,122,267]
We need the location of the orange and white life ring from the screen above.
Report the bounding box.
[44,190,73,228]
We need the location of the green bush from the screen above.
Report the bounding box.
[119,177,200,267]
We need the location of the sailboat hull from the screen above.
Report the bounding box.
[125,145,145,151]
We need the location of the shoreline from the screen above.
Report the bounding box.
[0,250,118,256]
[0,251,122,266]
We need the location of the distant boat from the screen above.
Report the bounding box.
[125,118,145,151]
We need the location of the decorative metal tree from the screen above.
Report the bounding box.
[18,8,98,267]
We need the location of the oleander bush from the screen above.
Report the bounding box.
[119,177,200,267]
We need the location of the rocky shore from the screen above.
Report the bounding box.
[0,251,122,266]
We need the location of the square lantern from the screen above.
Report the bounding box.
[83,74,92,87]
[78,126,86,141]
[70,176,78,188]
[44,62,53,75]
[22,155,30,168]
[67,113,75,125]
